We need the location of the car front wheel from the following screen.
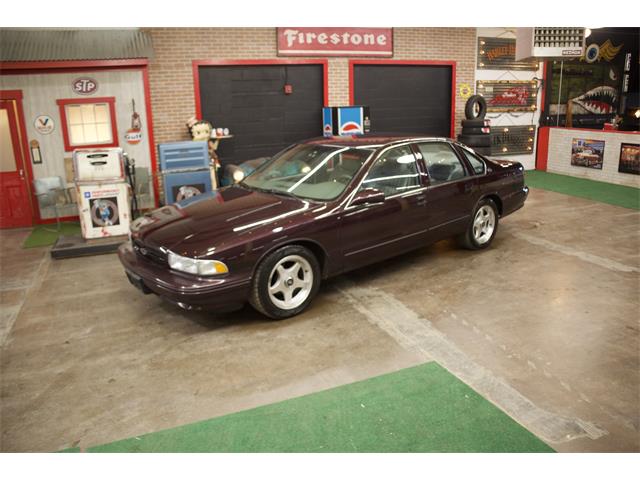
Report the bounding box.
[249,245,321,319]
[459,198,499,250]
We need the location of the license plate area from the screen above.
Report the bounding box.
[126,270,152,294]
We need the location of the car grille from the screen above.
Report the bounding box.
[133,239,167,265]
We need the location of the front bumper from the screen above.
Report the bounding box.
[117,243,251,312]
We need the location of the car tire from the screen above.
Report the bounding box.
[465,95,487,120]
[461,118,491,128]
[457,134,491,147]
[249,244,321,320]
[461,126,491,135]
[458,198,499,250]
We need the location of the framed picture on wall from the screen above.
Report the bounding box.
[571,138,605,170]
[618,143,640,175]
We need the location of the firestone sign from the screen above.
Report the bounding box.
[277,28,393,57]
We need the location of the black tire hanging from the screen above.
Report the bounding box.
[461,118,491,128]
[464,95,487,120]
[461,126,491,135]
[457,134,491,147]
[472,147,492,156]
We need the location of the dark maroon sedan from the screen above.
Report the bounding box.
[119,135,528,319]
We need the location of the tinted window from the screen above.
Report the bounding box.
[459,149,486,175]
[417,142,466,185]
[243,144,374,201]
[361,145,420,196]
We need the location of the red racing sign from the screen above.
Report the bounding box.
[277,27,393,57]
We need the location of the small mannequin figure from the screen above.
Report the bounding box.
[186,117,221,172]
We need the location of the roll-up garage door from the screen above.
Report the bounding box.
[352,63,453,137]
[198,64,325,165]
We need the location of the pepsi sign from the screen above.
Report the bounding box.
[338,107,364,135]
[322,106,371,137]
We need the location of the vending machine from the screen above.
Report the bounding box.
[72,148,131,239]
[158,141,213,204]
[323,106,371,137]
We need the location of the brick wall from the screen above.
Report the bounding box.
[145,27,476,146]
[546,128,640,187]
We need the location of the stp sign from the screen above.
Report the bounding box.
[72,77,98,95]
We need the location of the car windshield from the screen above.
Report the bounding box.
[241,144,374,201]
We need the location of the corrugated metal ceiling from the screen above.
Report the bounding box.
[0,29,153,62]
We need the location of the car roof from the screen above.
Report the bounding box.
[301,133,453,148]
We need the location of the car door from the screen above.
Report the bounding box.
[413,141,478,240]
[339,143,428,271]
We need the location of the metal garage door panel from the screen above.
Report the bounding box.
[354,65,452,137]
[199,65,323,165]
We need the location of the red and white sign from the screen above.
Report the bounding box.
[72,77,98,95]
[277,28,393,57]
[125,128,142,145]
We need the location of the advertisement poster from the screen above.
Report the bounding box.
[571,138,605,169]
[89,197,120,227]
[618,143,640,175]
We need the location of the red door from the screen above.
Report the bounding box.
[0,99,32,228]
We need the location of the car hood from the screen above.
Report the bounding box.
[134,186,314,257]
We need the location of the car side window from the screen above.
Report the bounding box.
[360,145,420,197]
[459,149,486,175]
[417,142,467,185]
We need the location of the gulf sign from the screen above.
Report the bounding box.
[278,28,393,57]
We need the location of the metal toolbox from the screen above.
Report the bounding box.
[76,182,131,239]
[162,169,212,204]
[158,141,210,172]
[73,148,125,183]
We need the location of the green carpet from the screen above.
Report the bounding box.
[526,170,640,210]
[69,362,553,453]
[22,222,81,249]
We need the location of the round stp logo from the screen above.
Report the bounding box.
[72,77,98,95]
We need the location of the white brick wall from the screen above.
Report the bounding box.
[546,128,640,187]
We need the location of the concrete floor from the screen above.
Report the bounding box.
[1,188,638,452]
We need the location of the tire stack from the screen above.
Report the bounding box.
[457,95,491,156]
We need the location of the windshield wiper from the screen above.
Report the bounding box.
[244,184,301,200]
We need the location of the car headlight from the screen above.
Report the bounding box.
[167,251,229,276]
[232,169,245,182]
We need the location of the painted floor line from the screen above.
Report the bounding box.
[0,252,50,348]
[513,232,640,273]
[335,279,608,445]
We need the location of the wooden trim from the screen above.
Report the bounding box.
[535,126,550,171]
[0,59,149,74]
[56,97,119,152]
[141,66,160,207]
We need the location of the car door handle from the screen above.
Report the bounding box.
[463,182,474,193]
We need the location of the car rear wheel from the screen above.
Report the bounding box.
[249,245,321,319]
[459,199,499,250]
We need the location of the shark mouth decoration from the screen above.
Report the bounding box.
[571,86,618,114]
